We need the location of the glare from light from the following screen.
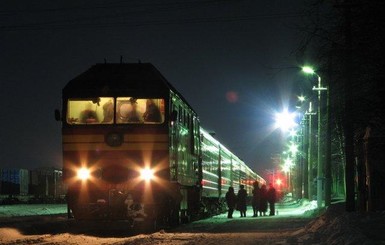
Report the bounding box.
[77,168,90,180]
[275,110,297,132]
[140,168,154,181]
[282,164,290,173]
[276,178,282,186]
[282,158,294,173]
[284,158,294,166]
[289,143,298,155]
[289,129,298,137]
[302,66,315,75]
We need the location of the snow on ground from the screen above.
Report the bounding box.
[0,203,67,217]
[0,200,385,244]
[0,199,316,218]
[292,202,385,245]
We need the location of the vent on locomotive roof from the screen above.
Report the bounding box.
[102,57,142,65]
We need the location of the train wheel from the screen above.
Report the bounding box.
[71,206,87,220]
[132,217,158,234]
[146,217,158,233]
[144,207,160,232]
[168,204,180,227]
[180,210,189,224]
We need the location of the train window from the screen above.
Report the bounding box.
[178,106,182,123]
[116,98,165,124]
[66,97,114,124]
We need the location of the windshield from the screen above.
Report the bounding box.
[66,97,164,125]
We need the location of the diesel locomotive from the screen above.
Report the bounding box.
[55,62,265,228]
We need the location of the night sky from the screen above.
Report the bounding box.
[1,0,309,175]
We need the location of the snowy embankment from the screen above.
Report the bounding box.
[0,204,67,217]
[0,201,384,244]
[292,202,385,244]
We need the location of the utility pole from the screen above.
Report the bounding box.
[306,102,316,199]
[325,54,333,207]
[301,116,309,199]
[342,0,355,212]
[313,76,327,209]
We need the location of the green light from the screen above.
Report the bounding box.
[298,95,306,102]
[289,129,297,137]
[282,158,293,173]
[302,66,315,75]
[282,164,290,173]
[289,143,298,155]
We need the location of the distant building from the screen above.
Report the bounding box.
[29,167,66,199]
[0,168,29,195]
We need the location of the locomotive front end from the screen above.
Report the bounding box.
[60,64,172,223]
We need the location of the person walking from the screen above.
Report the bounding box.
[252,181,260,217]
[225,187,237,218]
[237,184,247,217]
[259,184,268,216]
[267,183,277,216]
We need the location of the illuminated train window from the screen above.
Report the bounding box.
[67,97,114,124]
[66,97,164,124]
[116,98,164,124]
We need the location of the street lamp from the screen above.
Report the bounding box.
[302,66,327,209]
[274,109,297,132]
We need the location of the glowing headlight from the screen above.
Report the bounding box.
[140,168,154,181]
[77,168,90,180]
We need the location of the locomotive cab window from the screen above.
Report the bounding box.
[116,97,165,124]
[66,97,164,124]
[66,97,114,124]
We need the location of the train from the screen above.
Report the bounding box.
[55,62,265,228]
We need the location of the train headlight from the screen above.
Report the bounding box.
[77,168,91,180]
[140,168,154,181]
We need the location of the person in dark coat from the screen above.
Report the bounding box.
[237,184,247,217]
[80,103,99,123]
[143,99,161,122]
[251,181,260,217]
[225,186,237,218]
[259,184,268,216]
[102,100,114,123]
[267,183,277,216]
[127,98,142,122]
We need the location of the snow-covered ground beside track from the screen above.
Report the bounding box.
[0,200,384,244]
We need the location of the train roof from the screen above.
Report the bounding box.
[63,62,197,114]
[64,63,167,95]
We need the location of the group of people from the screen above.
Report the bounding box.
[79,98,162,124]
[225,182,276,219]
[118,98,162,123]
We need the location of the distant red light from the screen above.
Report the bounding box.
[226,91,238,103]
[276,179,282,186]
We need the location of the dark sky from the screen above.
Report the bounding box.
[0,0,309,175]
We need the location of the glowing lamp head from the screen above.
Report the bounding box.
[302,66,315,75]
[274,110,297,132]
[77,168,90,180]
[140,168,154,181]
[276,179,282,186]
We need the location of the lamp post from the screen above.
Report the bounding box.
[302,66,327,209]
[305,102,316,200]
